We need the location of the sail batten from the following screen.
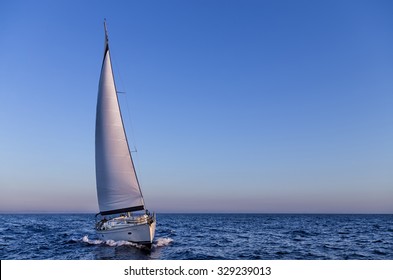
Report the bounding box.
[95,34,144,214]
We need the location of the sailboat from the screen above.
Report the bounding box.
[94,21,156,247]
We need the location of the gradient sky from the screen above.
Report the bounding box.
[1,0,392,213]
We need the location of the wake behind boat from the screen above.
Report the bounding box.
[94,20,156,248]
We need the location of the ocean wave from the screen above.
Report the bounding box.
[2,214,393,260]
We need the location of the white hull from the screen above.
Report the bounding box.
[97,221,156,245]
[96,214,156,246]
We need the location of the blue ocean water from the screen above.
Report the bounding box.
[0,213,392,260]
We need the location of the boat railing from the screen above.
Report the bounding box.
[96,214,153,230]
[95,211,155,230]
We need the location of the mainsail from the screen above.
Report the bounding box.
[95,24,145,215]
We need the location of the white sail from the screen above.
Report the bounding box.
[95,32,144,215]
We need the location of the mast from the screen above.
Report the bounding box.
[104,19,108,41]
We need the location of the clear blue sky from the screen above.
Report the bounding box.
[1,0,392,213]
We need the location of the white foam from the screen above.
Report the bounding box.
[82,235,173,249]
[82,235,142,248]
[82,235,105,245]
[154,237,173,247]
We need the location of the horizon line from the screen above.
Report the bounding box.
[1,211,392,215]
